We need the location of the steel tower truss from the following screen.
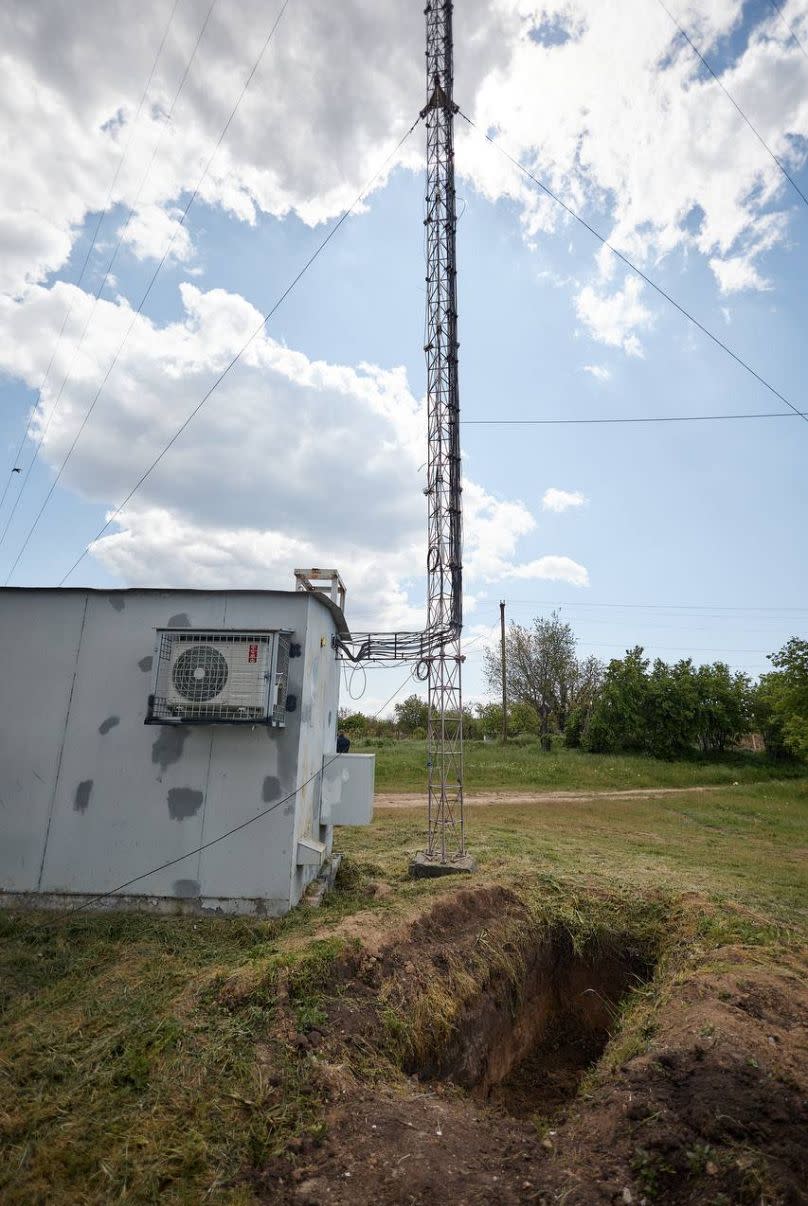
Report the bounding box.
[422,0,465,861]
[334,2,466,864]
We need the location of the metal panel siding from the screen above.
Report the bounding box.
[39,592,228,898]
[0,588,333,914]
[288,596,341,905]
[197,592,309,904]
[0,592,88,890]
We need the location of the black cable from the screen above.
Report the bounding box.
[0,0,182,523]
[657,0,808,209]
[768,0,808,61]
[51,115,422,588]
[462,411,806,425]
[0,0,218,558]
[3,0,292,582]
[459,111,808,427]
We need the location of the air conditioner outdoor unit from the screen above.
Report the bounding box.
[146,630,291,726]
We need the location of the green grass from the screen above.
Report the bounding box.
[340,778,808,932]
[358,737,806,793]
[1,774,806,1202]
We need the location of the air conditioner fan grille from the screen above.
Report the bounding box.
[172,645,229,702]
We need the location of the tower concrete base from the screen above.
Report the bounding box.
[408,851,477,878]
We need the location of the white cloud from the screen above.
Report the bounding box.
[0,0,515,294]
[459,0,808,344]
[504,556,590,588]
[582,363,611,381]
[0,279,586,624]
[542,487,587,512]
[575,276,652,356]
[709,255,772,295]
[1,0,806,316]
[119,204,194,265]
[4,0,803,618]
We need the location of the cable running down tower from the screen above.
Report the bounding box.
[418,0,469,870]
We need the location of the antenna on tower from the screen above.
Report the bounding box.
[410,0,475,877]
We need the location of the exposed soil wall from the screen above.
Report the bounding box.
[413,924,653,1115]
[257,886,808,1206]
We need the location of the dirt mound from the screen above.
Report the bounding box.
[255,889,808,1205]
[537,949,808,1204]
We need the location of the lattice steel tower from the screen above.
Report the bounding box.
[421,0,466,864]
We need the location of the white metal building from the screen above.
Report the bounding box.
[0,581,373,916]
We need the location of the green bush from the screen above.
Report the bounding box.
[583,648,753,760]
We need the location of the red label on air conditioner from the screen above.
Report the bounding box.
[248,643,259,663]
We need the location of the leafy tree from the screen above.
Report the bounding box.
[394,693,429,735]
[461,706,482,740]
[484,612,596,749]
[510,700,541,736]
[564,654,603,747]
[755,638,808,760]
[474,702,503,738]
[585,650,753,758]
[693,662,752,754]
[338,709,367,737]
[474,700,539,739]
[585,647,649,753]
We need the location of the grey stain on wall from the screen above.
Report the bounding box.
[173,878,201,898]
[138,656,153,673]
[168,613,190,628]
[74,779,94,812]
[262,775,281,802]
[109,596,125,612]
[98,716,119,735]
[152,726,189,772]
[167,788,203,819]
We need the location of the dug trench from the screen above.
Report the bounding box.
[247,884,808,1205]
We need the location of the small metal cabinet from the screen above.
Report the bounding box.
[320,753,375,825]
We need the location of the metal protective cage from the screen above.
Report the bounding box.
[146,629,292,726]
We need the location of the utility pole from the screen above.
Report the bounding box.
[410,0,474,877]
[500,600,507,742]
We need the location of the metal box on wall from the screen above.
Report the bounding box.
[321,753,375,826]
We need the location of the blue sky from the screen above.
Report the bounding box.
[1,0,806,710]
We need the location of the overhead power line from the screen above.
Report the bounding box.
[3,0,293,582]
[0,0,217,556]
[459,111,808,427]
[0,0,182,522]
[500,611,794,636]
[501,598,808,613]
[462,411,807,425]
[657,0,808,209]
[769,0,808,60]
[50,115,422,587]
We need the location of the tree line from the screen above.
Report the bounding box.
[339,614,808,762]
[482,613,807,760]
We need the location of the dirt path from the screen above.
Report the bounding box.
[374,785,724,809]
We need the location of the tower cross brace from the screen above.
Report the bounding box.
[422,0,466,863]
